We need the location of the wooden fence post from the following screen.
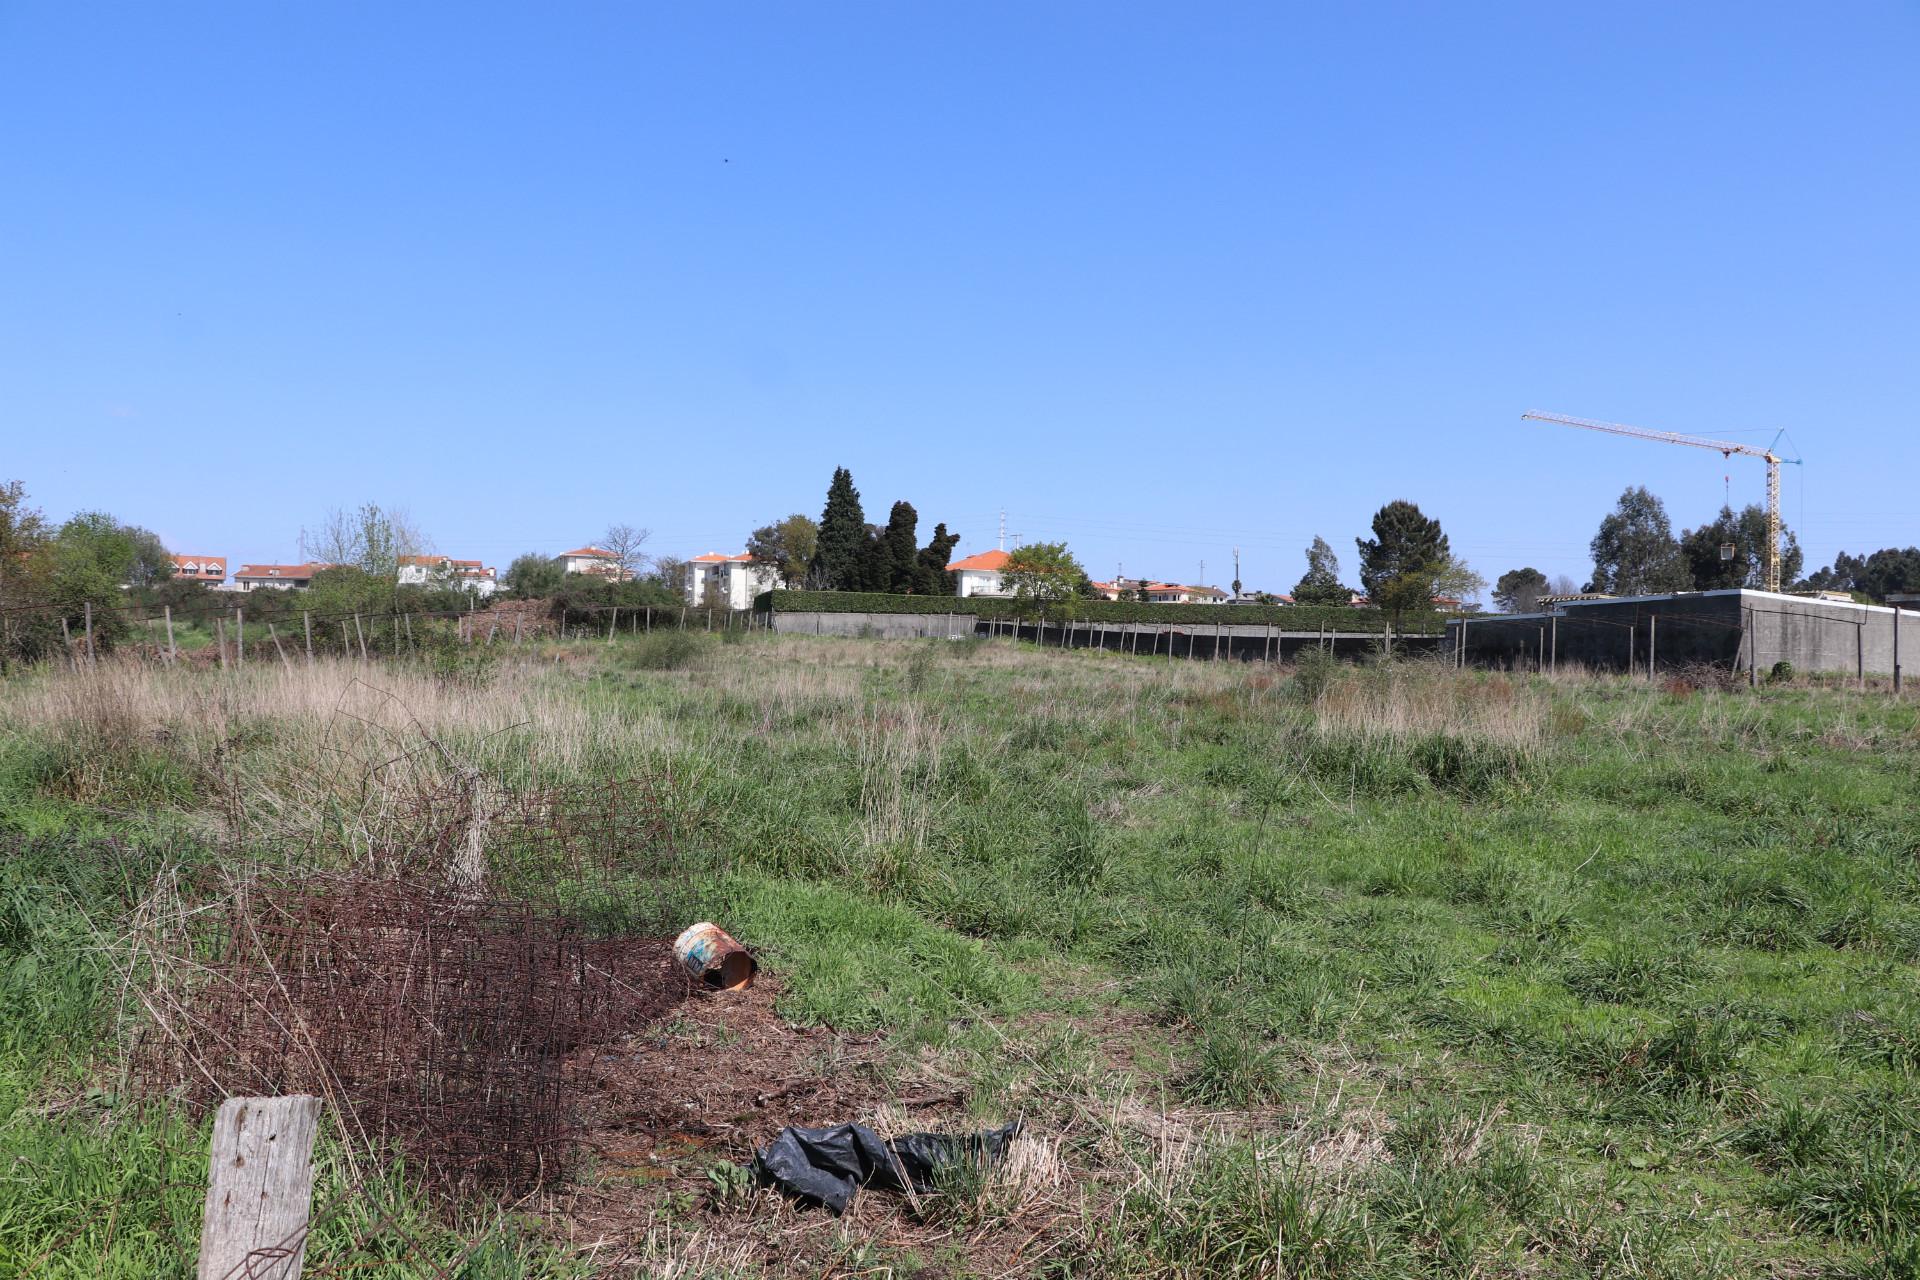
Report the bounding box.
[303,612,312,664]
[608,607,618,644]
[166,606,178,664]
[268,624,292,671]
[197,1095,321,1280]
[216,617,229,671]
[353,614,368,660]
[84,602,95,664]
[1895,606,1902,695]
[1648,615,1657,680]
[236,609,245,668]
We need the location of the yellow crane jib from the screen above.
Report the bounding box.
[1521,410,1802,594]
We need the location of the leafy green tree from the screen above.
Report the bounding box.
[1432,555,1487,611]
[504,553,567,596]
[55,511,172,588]
[1356,502,1448,620]
[745,514,819,587]
[1679,504,1804,591]
[812,468,868,591]
[1492,567,1549,613]
[1000,542,1088,623]
[1291,536,1352,606]
[1587,487,1690,595]
[1800,546,1920,601]
[0,480,57,667]
[914,522,961,595]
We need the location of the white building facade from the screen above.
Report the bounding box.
[397,556,499,597]
[946,549,1010,598]
[559,547,630,580]
[685,553,781,609]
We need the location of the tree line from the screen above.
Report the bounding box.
[1487,487,1917,614]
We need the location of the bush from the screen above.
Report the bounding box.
[620,631,708,671]
[1769,660,1796,685]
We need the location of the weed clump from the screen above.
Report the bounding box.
[619,631,708,671]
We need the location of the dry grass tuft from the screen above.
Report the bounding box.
[1314,665,1548,750]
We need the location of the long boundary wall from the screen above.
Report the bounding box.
[1446,590,1914,679]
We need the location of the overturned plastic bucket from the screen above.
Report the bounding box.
[672,921,756,990]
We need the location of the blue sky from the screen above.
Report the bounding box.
[3,2,1914,594]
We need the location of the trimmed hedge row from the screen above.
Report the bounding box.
[753,589,1442,634]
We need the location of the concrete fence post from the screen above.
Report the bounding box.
[1748,608,1758,688]
[1895,607,1902,695]
[1649,615,1657,680]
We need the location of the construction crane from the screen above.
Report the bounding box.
[1522,410,1802,593]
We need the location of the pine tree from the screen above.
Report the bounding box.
[1356,502,1448,617]
[812,467,867,591]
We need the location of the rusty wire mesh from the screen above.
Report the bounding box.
[138,777,697,1193]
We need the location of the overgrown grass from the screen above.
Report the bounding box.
[2,636,1917,1274]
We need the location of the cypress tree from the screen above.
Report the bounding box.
[880,501,920,593]
[914,522,961,595]
[813,467,867,591]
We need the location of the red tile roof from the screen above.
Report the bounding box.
[235,563,324,579]
[399,555,487,569]
[690,552,754,563]
[946,549,1010,573]
[561,547,616,559]
[171,555,226,575]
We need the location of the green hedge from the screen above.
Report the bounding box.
[753,589,1441,634]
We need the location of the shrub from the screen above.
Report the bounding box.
[619,631,708,671]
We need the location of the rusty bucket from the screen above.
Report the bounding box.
[672,921,755,990]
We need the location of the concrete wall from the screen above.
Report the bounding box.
[770,611,982,640]
[1448,590,1916,678]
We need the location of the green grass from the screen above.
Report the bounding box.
[2,638,1918,1275]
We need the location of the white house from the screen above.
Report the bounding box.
[559,546,630,580]
[685,553,780,609]
[233,563,324,591]
[1145,583,1228,605]
[397,555,499,598]
[946,549,1011,598]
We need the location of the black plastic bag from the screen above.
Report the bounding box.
[752,1120,1022,1213]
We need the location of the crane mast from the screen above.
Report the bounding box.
[1522,410,1801,593]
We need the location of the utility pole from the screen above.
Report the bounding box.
[1232,547,1241,599]
[997,510,1006,552]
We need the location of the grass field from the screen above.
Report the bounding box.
[2,632,1917,1277]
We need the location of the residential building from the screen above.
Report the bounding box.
[946,549,1011,598]
[170,555,227,585]
[1145,583,1228,605]
[233,563,324,591]
[397,555,499,597]
[559,547,631,580]
[685,553,780,609]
